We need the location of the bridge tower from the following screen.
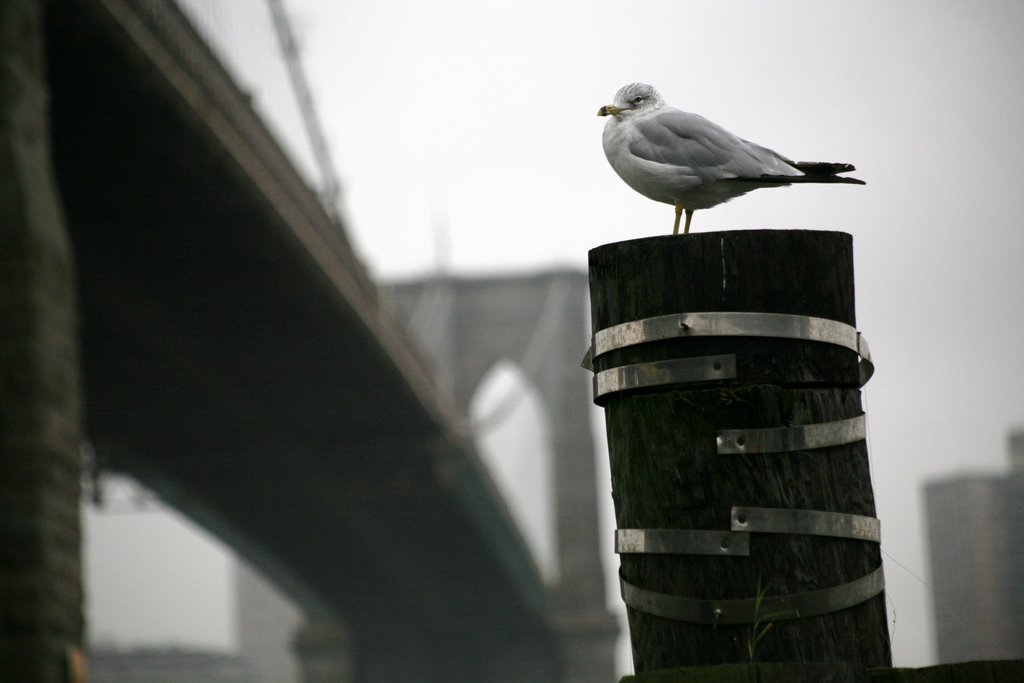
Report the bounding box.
[1,1,85,680]
[385,269,621,682]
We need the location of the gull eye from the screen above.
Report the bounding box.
[632,96,644,104]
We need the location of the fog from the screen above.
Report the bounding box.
[84,0,1024,674]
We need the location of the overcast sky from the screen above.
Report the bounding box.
[86,0,1024,671]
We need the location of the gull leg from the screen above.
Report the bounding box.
[683,209,694,235]
[673,203,683,235]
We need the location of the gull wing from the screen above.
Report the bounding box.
[628,108,799,181]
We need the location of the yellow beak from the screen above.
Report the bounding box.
[597,105,623,117]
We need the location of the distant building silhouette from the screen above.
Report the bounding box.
[924,431,1024,662]
[88,646,250,683]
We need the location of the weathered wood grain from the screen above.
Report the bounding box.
[589,231,890,671]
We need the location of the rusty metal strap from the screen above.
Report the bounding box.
[716,415,866,455]
[593,355,737,399]
[620,565,885,625]
[731,507,881,543]
[587,311,874,385]
[615,529,750,557]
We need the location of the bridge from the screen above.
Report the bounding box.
[1,0,616,681]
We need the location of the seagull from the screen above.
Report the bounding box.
[598,83,865,235]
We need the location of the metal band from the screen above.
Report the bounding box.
[716,414,865,454]
[857,336,874,385]
[616,529,750,557]
[731,507,881,543]
[620,565,885,625]
[594,355,736,399]
[594,312,865,358]
[589,311,874,384]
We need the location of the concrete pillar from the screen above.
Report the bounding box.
[0,0,85,681]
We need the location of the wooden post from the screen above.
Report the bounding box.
[588,231,890,672]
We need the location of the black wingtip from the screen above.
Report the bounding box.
[777,160,865,185]
[792,160,859,177]
[728,173,866,186]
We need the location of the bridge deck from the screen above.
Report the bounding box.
[45,0,556,675]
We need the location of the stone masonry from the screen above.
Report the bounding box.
[1,0,85,680]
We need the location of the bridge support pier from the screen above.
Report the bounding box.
[552,610,622,683]
[0,0,84,681]
[293,619,354,683]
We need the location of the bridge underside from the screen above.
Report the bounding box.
[45,1,557,679]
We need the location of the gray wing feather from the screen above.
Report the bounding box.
[628,108,798,180]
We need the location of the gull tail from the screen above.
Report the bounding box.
[729,160,866,185]
[789,160,865,184]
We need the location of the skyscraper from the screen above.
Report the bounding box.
[924,432,1024,662]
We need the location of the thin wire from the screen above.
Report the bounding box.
[880,548,971,633]
[862,386,972,665]
[266,0,342,222]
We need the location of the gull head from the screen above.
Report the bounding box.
[597,82,665,117]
